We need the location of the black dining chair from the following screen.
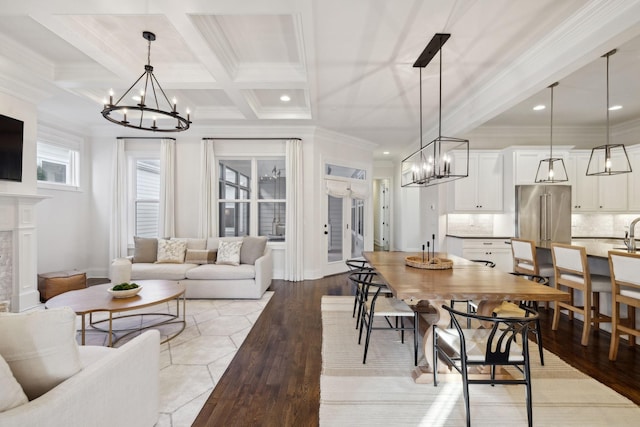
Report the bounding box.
[491,272,547,365]
[433,304,538,427]
[451,259,496,328]
[346,259,391,329]
[350,272,418,366]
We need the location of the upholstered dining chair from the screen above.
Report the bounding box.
[350,272,418,366]
[608,251,640,361]
[550,243,611,346]
[433,305,538,427]
[492,272,548,365]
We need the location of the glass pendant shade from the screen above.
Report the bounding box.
[535,82,568,183]
[401,33,469,188]
[586,49,632,176]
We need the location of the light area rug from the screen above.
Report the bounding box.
[320,296,640,426]
[73,292,274,427]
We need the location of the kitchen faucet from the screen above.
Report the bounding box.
[624,217,640,253]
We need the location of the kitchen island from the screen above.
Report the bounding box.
[536,238,634,276]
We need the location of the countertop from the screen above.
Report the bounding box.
[446,234,637,259]
[446,234,512,239]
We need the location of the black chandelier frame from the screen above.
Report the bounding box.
[101,31,191,132]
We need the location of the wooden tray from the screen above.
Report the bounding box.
[405,256,453,270]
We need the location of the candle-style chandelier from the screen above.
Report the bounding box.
[401,33,469,187]
[101,31,192,132]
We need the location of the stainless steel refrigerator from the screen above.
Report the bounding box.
[515,185,572,243]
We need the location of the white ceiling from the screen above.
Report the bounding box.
[1,0,640,159]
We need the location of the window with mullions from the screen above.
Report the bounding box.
[218,158,286,241]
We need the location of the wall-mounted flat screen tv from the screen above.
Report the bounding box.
[0,114,24,182]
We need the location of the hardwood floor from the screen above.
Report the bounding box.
[192,274,639,427]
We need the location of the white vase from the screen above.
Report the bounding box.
[110,258,132,284]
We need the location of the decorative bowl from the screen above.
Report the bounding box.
[107,285,142,299]
[405,256,453,270]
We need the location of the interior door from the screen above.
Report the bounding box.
[324,195,365,276]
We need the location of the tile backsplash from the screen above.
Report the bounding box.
[447,213,640,238]
[571,213,640,238]
[447,214,494,236]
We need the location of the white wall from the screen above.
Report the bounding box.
[35,122,93,274]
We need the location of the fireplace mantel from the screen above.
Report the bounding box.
[0,192,49,312]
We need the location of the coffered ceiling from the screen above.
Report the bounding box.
[1,0,640,158]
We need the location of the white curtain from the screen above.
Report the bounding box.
[159,139,175,237]
[109,139,127,260]
[284,139,304,281]
[326,180,351,198]
[198,139,217,238]
[350,181,370,200]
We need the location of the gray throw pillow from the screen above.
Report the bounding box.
[132,237,158,263]
[240,236,267,265]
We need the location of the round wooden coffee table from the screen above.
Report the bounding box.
[46,280,186,347]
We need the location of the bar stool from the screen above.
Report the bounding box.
[550,243,611,346]
[511,237,555,278]
[608,251,640,361]
[511,238,554,308]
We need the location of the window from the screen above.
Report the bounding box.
[218,157,286,241]
[37,142,80,188]
[134,159,160,238]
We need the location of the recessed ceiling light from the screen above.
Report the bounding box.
[280,94,291,102]
[608,105,622,111]
[533,105,546,111]
[383,151,390,155]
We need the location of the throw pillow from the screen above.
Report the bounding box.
[0,353,28,412]
[156,238,187,264]
[0,307,82,400]
[184,249,217,264]
[240,236,268,265]
[132,236,158,263]
[216,240,243,266]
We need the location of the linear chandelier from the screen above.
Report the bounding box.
[535,82,568,183]
[401,33,469,187]
[101,31,192,132]
[586,49,631,176]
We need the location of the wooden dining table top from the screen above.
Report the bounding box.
[363,251,570,303]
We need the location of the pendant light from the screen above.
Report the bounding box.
[535,82,568,183]
[401,33,469,187]
[586,49,632,176]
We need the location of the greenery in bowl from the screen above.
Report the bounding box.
[112,282,139,291]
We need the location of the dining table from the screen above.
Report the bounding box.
[362,250,570,383]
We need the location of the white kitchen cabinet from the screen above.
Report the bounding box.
[452,152,503,212]
[446,237,513,272]
[514,151,545,185]
[566,152,628,212]
[566,154,599,211]
[629,149,640,211]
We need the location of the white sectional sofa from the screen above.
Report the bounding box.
[110,236,273,299]
[0,329,160,427]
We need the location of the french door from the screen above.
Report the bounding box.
[324,195,365,275]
